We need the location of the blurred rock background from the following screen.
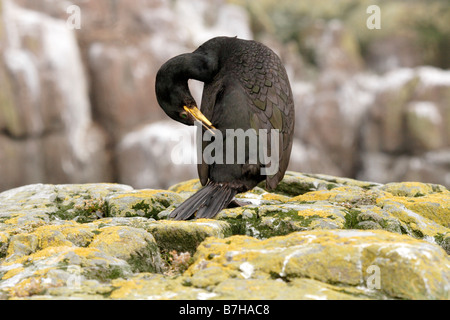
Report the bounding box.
[0,0,449,192]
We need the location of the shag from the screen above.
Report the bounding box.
[155,36,294,220]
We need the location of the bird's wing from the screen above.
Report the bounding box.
[242,54,295,190]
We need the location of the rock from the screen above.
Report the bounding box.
[0,0,112,191]
[315,20,363,75]
[88,42,165,143]
[2,246,133,297]
[406,101,444,151]
[88,226,162,273]
[187,230,449,300]
[0,173,449,299]
[107,188,184,219]
[116,121,198,190]
[213,175,450,256]
[262,171,382,196]
[168,179,203,196]
[144,220,232,255]
[362,68,447,154]
[358,67,450,186]
[0,183,134,223]
[109,273,211,300]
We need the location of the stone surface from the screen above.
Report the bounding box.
[187,230,449,300]
[0,173,449,300]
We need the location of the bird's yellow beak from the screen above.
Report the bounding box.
[183,106,216,132]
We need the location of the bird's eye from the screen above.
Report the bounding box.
[180,111,189,119]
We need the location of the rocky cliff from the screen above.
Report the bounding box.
[0,0,251,191]
[0,172,448,300]
[1,0,450,192]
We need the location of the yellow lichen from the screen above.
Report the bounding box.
[111,189,169,200]
[32,225,74,249]
[2,266,25,280]
[290,187,390,204]
[377,193,450,228]
[218,206,251,219]
[290,190,334,202]
[261,193,291,202]
[289,186,361,202]
[110,278,144,299]
[186,230,449,300]
[297,207,338,218]
[0,231,9,243]
[90,226,124,246]
[4,214,23,225]
[8,277,43,298]
[6,246,101,266]
[6,234,38,258]
[6,223,95,256]
[3,213,48,230]
[381,182,448,197]
[168,179,202,193]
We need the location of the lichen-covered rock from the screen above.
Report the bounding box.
[187,230,449,300]
[0,183,134,224]
[212,278,364,300]
[107,189,184,219]
[0,246,132,298]
[88,226,162,273]
[109,273,211,300]
[215,176,450,254]
[168,179,203,195]
[0,173,449,300]
[143,220,232,255]
[376,187,450,228]
[261,171,382,197]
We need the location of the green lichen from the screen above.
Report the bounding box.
[51,196,76,221]
[0,232,8,259]
[247,214,301,239]
[344,209,361,229]
[85,265,129,282]
[220,208,314,239]
[131,200,152,218]
[127,245,161,274]
[48,192,109,223]
[434,233,450,254]
[107,190,182,219]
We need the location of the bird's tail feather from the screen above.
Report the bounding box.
[169,182,237,220]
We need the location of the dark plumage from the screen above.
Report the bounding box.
[155,36,295,220]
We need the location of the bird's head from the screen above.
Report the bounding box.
[155,54,216,131]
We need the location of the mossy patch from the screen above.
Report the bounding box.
[218,203,347,238]
[144,220,231,255]
[258,172,336,196]
[107,190,183,219]
[218,206,302,239]
[434,233,450,254]
[344,209,361,229]
[52,196,108,223]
